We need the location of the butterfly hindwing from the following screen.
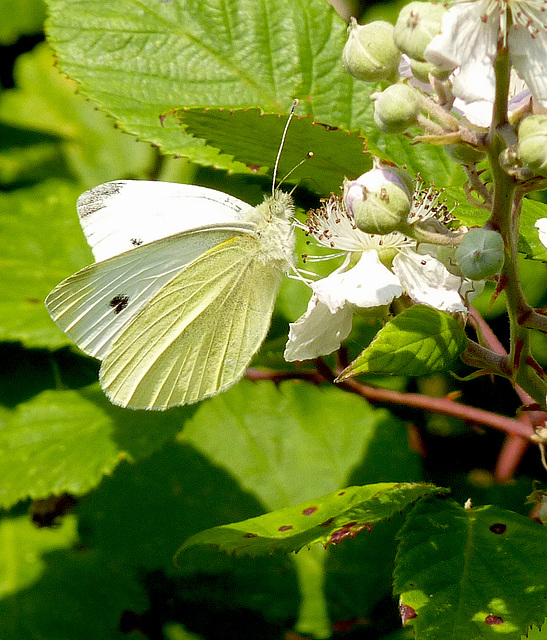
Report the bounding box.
[45,225,254,360]
[99,235,285,410]
[77,180,252,261]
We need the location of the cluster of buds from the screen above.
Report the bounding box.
[341,0,547,183]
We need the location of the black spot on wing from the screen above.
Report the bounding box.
[130,238,143,247]
[78,181,124,218]
[109,294,129,314]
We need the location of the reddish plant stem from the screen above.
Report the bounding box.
[469,306,538,480]
[247,365,537,440]
[336,376,535,439]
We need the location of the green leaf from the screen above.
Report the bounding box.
[394,498,547,640]
[177,108,370,196]
[0,513,78,598]
[0,0,46,45]
[182,380,423,511]
[176,482,444,559]
[0,514,148,640]
[0,386,188,509]
[0,123,66,187]
[0,43,154,187]
[520,198,547,260]
[45,0,372,168]
[0,180,90,349]
[181,379,423,636]
[525,621,547,639]
[338,305,468,379]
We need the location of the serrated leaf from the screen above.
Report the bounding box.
[45,0,373,169]
[0,180,89,349]
[177,108,370,196]
[338,305,468,379]
[176,482,444,559]
[0,43,154,187]
[394,499,547,640]
[0,386,188,508]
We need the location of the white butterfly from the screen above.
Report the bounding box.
[45,175,296,410]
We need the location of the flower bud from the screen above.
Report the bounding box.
[409,59,450,83]
[445,143,486,166]
[342,18,401,83]
[344,165,412,235]
[372,84,420,134]
[455,228,504,280]
[517,115,547,177]
[394,1,446,62]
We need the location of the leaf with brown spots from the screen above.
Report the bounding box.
[175,482,444,560]
[394,498,547,640]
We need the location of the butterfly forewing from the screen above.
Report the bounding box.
[78,181,252,261]
[99,235,285,410]
[45,224,255,360]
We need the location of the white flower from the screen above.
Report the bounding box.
[535,217,547,248]
[285,186,473,362]
[425,0,547,108]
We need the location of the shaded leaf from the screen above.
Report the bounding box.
[0,180,89,349]
[0,0,46,45]
[45,0,371,169]
[0,513,77,597]
[394,498,547,640]
[0,386,189,509]
[0,43,154,187]
[176,482,444,559]
[338,305,468,379]
[177,107,370,196]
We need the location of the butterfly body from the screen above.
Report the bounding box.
[46,181,296,410]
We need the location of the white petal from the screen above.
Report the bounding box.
[393,250,466,312]
[425,0,499,103]
[535,218,547,249]
[453,97,494,128]
[510,25,547,108]
[312,250,402,313]
[459,277,485,304]
[284,295,354,362]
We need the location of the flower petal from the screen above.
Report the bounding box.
[535,218,547,249]
[425,0,499,103]
[312,250,402,313]
[284,295,354,362]
[510,25,547,108]
[393,249,466,312]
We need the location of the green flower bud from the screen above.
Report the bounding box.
[518,115,547,177]
[372,84,420,134]
[344,166,412,235]
[445,143,486,166]
[342,18,401,83]
[409,58,450,83]
[394,1,446,62]
[455,228,504,280]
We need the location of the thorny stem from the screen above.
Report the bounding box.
[485,44,547,406]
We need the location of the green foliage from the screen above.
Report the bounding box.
[0,0,46,44]
[339,305,468,379]
[394,499,547,640]
[0,0,546,638]
[177,482,444,558]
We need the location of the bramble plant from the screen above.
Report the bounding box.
[1,0,547,639]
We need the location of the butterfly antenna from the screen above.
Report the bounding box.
[272,99,299,196]
[283,152,314,194]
